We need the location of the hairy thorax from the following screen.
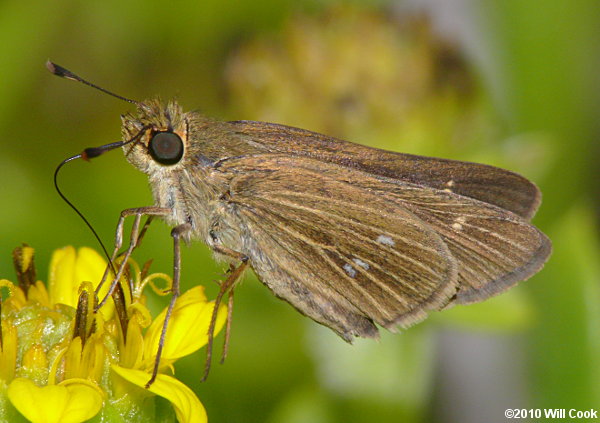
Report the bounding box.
[148,161,245,261]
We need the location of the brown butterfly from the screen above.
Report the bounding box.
[49,62,551,384]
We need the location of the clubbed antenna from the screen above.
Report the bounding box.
[46,60,139,105]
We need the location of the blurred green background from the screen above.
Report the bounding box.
[1,1,599,422]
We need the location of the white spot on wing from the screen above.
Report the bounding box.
[443,180,455,192]
[352,258,370,270]
[376,234,395,246]
[452,216,467,231]
[343,263,357,278]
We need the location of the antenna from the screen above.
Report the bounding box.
[46,60,139,105]
[53,127,148,244]
[53,130,147,263]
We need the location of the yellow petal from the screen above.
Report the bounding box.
[112,365,207,423]
[27,280,51,307]
[49,246,116,320]
[0,319,18,381]
[144,286,227,362]
[120,318,145,369]
[76,247,115,320]
[63,336,84,380]
[75,247,108,292]
[20,344,48,384]
[7,378,103,423]
[48,246,78,308]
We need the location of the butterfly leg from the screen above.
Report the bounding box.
[96,206,170,310]
[146,222,192,387]
[202,259,247,381]
[221,282,235,365]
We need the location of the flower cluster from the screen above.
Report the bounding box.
[0,245,226,423]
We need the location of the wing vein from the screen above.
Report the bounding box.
[271,194,442,265]
[459,221,532,254]
[276,192,441,254]
[316,248,395,319]
[328,249,412,307]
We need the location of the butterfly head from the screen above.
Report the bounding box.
[120,98,191,175]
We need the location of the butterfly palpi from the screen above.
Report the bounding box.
[48,62,551,384]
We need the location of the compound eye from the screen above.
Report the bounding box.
[148,132,184,165]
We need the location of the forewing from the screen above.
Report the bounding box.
[257,155,552,304]
[219,154,550,311]
[378,183,552,304]
[216,155,459,338]
[228,120,541,219]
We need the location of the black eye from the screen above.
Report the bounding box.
[148,132,184,165]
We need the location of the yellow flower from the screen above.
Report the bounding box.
[0,245,227,423]
[48,245,116,320]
